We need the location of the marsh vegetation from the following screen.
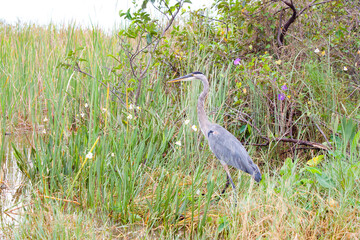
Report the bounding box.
[1,0,359,239]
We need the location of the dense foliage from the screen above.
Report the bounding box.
[1,0,359,238]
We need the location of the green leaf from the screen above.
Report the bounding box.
[217,216,228,233]
[146,33,152,44]
[315,174,334,189]
[239,124,247,133]
[247,124,252,134]
[351,130,360,153]
[305,166,322,175]
[247,24,253,34]
[67,50,74,57]
[306,155,324,167]
[280,157,293,176]
[296,178,313,185]
[263,63,270,71]
[218,222,227,233]
[126,9,132,20]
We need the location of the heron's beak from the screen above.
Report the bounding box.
[167,74,194,83]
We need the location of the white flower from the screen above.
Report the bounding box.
[129,104,134,110]
[136,106,141,110]
[111,153,115,157]
[184,119,190,125]
[314,48,320,53]
[191,125,198,132]
[101,108,107,113]
[127,114,133,120]
[343,66,348,71]
[43,117,48,122]
[86,152,93,159]
[80,112,85,118]
[175,141,181,146]
[42,129,46,134]
[85,103,89,108]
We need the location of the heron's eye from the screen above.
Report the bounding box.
[208,130,214,137]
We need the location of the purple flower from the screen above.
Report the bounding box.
[233,58,241,65]
[281,85,288,90]
[278,93,285,101]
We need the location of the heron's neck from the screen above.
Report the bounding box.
[197,79,211,137]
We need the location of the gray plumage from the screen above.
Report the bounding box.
[207,124,262,182]
[168,71,261,193]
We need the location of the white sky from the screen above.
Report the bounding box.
[0,0,213,31]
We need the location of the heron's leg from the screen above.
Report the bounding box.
[213,174,230,204]
[220,175,230,195]
[213,163,237,205]
[221,163,237,206]
[222,164,236,191]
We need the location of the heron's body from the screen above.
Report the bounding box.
[168,71,261,195]
[207,123,261,182]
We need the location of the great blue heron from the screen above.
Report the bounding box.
[168,72,261,196]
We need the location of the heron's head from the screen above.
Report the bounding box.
[167,71,206,83]
[254,171,262,183]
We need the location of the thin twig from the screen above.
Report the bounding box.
[272,136,329,150]
[200,14,229,42]
[298,0,336,16]
[73,63,126,106]
[134,1,183,104]
[151,2,170,20]
[280,146,321,155]
[235,110,329,150]
[162,0,174,18]
[311,118,332,148]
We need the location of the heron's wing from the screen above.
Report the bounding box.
[207,124,261,178]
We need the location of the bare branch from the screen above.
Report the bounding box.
[151,2,170,20]
[310,116,333,148]
[298,0,318,16]
[274,136,329,150]
[276,0,337,46]
[132,30,146,61]
[118,1,185,106]
[161,0,174,18]
[241,121,329,150]
[134,1,184,104]
[298,0,336,16]
[131,35,161,61]
[277,8,285,46]
[234,106,329,150]
[278,0,297,46]
[119,40,139,79]
[72,63,126,106]
[200,14,229,43]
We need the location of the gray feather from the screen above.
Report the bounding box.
[207,124,262,182]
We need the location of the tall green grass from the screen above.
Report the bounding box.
[1,21,359,239]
